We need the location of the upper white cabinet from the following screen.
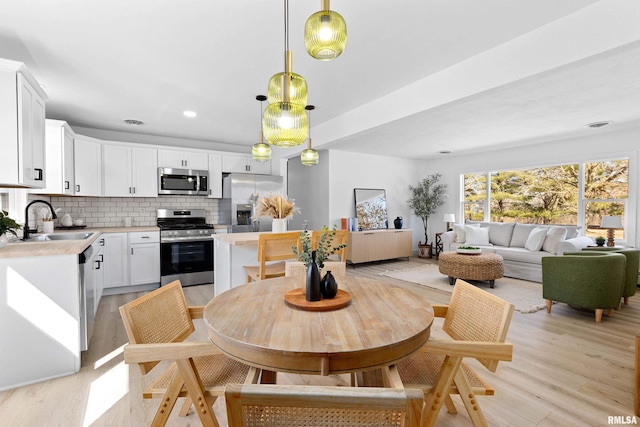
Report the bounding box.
[38,119,75,195]
[208,153,223,198]
[74,135,102,196]
[158,148,208,170]
[103,144,157,197]
[0,59,47,188]
[222,153,271,175]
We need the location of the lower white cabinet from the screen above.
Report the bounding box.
[129,232,160,286]
[102,233,128,289]
[102,231,160,293]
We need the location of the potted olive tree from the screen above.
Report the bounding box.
[408,174,447,258]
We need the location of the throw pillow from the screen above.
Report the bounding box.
[488,222,516,246]
[543,226,567,254]
[453,223,478,243]
[465,226,490,246]
[452,224,466,243]
[524,227,547,252]
[509,223,537,247]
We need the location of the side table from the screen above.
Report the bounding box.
[435,233,444,258]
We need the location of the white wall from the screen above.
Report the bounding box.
[421,126,640,247]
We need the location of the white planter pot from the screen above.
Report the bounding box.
[272,218,287,233]
[0,235,7,249]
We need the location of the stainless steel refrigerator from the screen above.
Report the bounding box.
[221,173,283,232]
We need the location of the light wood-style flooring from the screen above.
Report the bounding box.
[0,257,638,426]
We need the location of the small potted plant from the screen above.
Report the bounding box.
[293,222,347,269]
[595,236,606,247]
[0,210,22,248]
[408,173,447,258]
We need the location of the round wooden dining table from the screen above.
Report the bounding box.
[203,276,434,377]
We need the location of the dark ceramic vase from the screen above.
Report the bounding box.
[320,271,338,299]
[394,216,403,229]
[306,251,321,302]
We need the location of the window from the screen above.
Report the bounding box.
[462,158,629,240]
[463,172,485,221]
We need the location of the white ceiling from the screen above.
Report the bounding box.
[2,0,640,160]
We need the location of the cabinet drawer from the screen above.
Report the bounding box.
[129,231,159,244]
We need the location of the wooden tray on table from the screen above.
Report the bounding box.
[284,288,351,311]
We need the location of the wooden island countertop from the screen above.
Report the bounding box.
[214,230,302,246]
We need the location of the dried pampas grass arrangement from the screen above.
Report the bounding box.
[254,194,297,219]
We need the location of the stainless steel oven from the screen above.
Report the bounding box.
[158,167,208,196]
[158,209,214,286]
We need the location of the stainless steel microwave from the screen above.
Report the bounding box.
[158,168,208,196]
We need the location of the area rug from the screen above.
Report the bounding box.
[380,264,546,313]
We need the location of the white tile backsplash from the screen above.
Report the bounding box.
[34,195,223,228]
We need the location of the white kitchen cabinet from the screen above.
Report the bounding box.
[158,148,208,170]
[91,237,105,313]
[37,120,75,195]
[102,144,157,197]
[222,153,271,174]
[0,59,47,188]
[102,233,128,289]
[74,135,102,196]
[208,153,223,198]
[129,231,160,286]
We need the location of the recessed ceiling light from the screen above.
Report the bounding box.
[123,119,144,126]
[438,150,452,155]
[585,121,613,129]
[183,111,197,118]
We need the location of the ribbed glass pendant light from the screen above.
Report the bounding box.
[251,95,271,162]
[263,0,309,147]
[301,105,319,166]
[304,0,347,61]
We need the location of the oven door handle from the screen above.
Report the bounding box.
[161,236,214,243]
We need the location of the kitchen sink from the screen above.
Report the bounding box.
[27,232,94,241]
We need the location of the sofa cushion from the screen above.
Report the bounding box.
[524,227,547,252]
[453,224,467,243]
[465,226,490,246]
[543,226,567,254]
[493,246,549,265]
[510,224,537,247]
[488,222,515,246]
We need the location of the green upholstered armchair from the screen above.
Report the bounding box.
[582,247,639,305]
[542,252,626,322]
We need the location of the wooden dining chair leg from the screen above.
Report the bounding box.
[152,370,185,427]
[175,358,219,427]
[178,397,192,416]
[444,395,457,414]
[454,368,488,427]
[421,355,464,427]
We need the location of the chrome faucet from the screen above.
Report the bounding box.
[23,200,58,240]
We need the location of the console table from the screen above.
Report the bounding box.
[346,229,412,264]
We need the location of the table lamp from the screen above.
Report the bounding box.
[600,215,623,247]
[443,213,455,231]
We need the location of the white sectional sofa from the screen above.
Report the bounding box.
[440,221,593,282]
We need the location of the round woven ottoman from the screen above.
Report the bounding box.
[438,252,504,288]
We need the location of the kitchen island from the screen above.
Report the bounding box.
[214,230,302,296]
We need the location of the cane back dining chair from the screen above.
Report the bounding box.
[225,383,424,427]
[119,280,257,427]
[244,231,301,282]
[394,279,515,427]
[311,228,349,262]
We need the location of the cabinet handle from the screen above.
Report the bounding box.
[133,187,136,194]
[76,184,81,192]
[65,181,70,190]
[99,254,104,262]
[129,187,132,194]
[95,260,101,270]
[131,248,134,255]
[141,236,150,239]
[364,232,374,235]
[100,239,105,246]
[34,168,43,181]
